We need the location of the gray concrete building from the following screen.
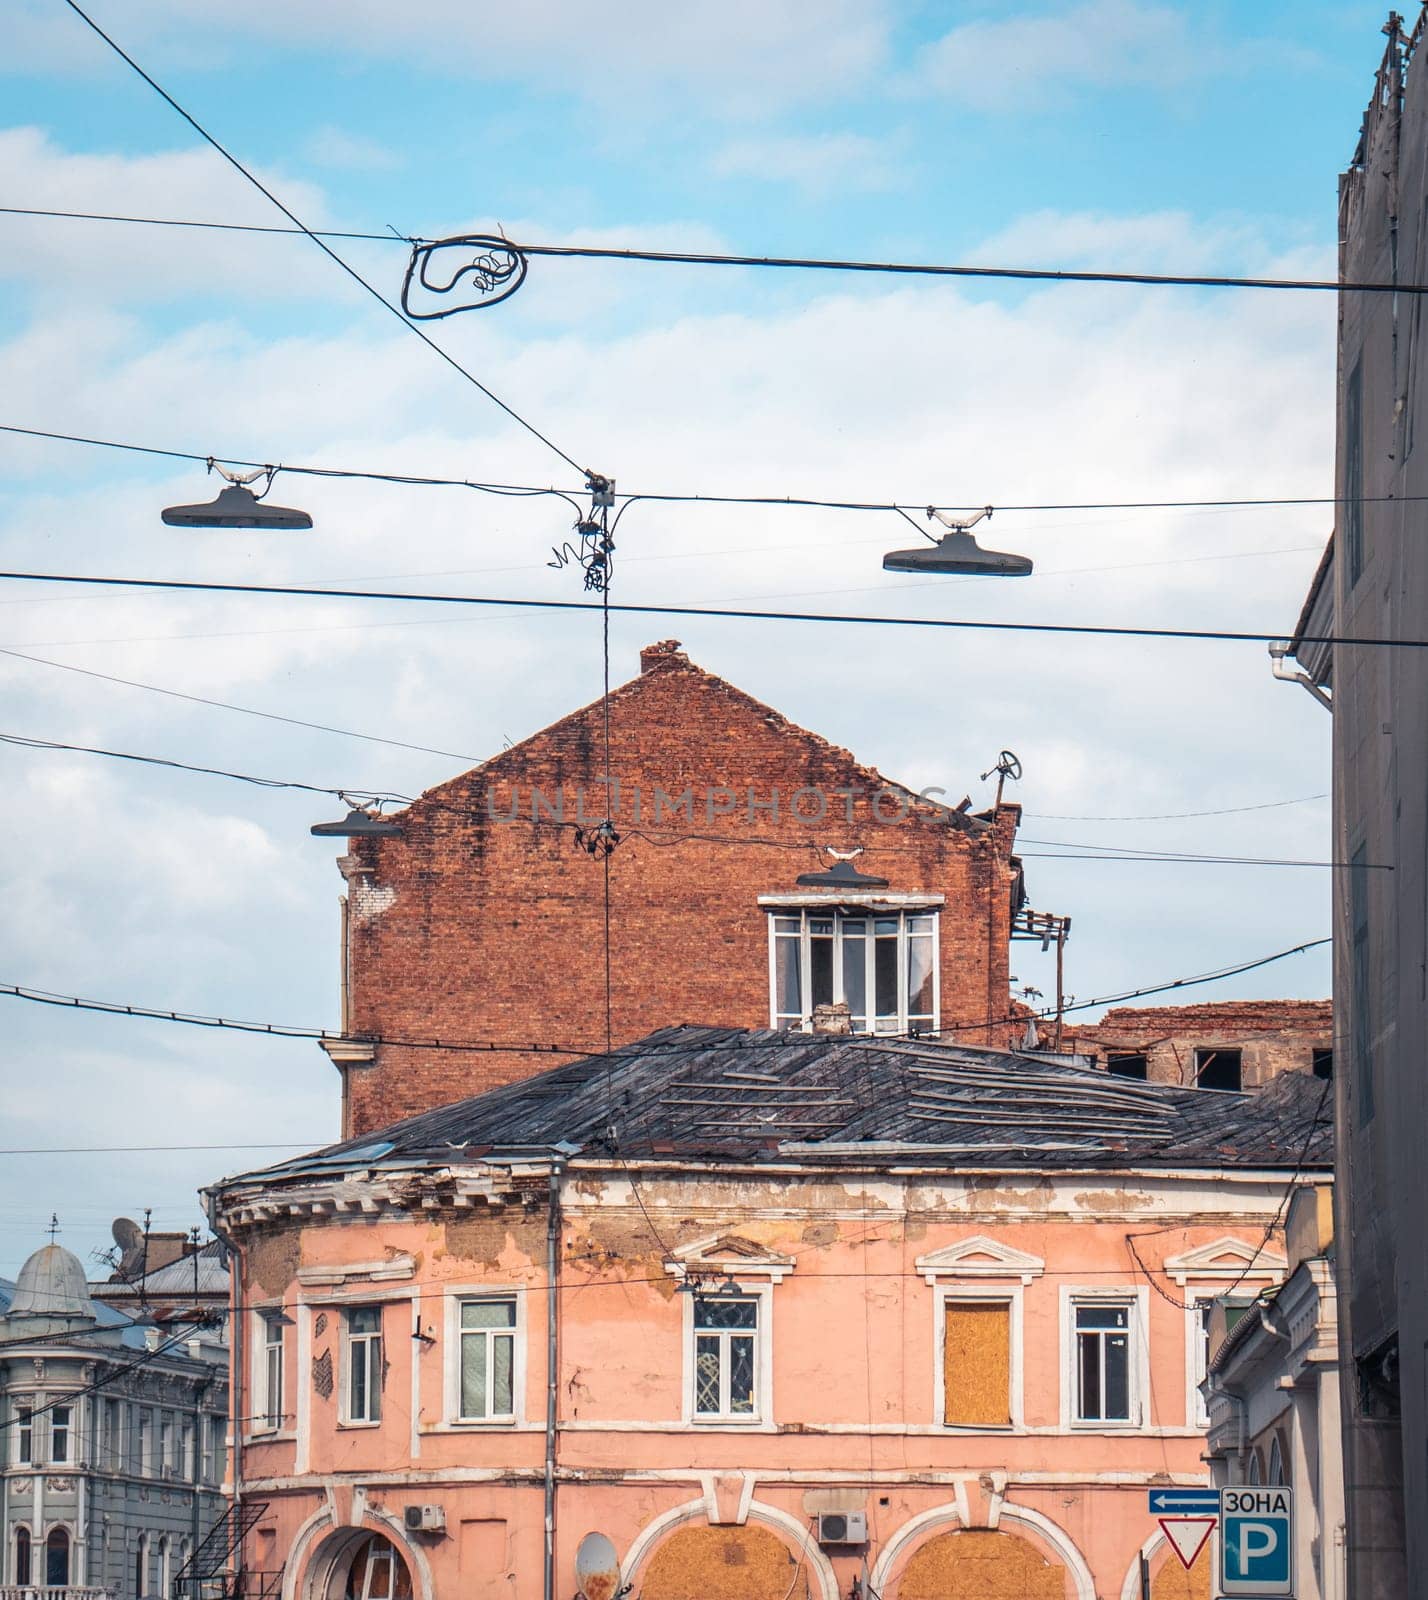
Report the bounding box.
[1279,8,1428,1593]
[0,1241,229,1599]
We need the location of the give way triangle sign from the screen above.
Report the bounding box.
[1158,1516,1216,1569]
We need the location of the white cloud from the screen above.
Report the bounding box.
[0,126,344,304]
[918,0,1216,110]
[0,204,1337,1274]
[710,132,909,195]
[11,0,891,114]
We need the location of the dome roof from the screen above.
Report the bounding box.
[10,1243,97,1320]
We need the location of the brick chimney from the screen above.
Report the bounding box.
[640,639,687,673]
[812,1001,853,1035]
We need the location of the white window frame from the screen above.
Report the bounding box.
[932,1285,1025,1431]
[158,1410,174,1476]
[764,905,940,1034]
[49,1404,71,1465]
[342,1305,384,1426]
[253,1312,286,1434]
[15,1403,32,1465]
[137,1408,153,1475]
[445,1290,523,1425]
[1059,1286,1150,1432]
[682,1281,774,1427]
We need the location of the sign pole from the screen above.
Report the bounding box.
[1140,1551,1151,1600]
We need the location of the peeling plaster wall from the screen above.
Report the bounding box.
[223,1162,1306,1600]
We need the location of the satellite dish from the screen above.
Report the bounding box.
[111,1216,145,1279]
[575,1532,623,1600]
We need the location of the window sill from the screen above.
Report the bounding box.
[241,1429,295,1446]
[692,1415,766,1427]
[447,1416,520,1428]
[1069,1420,1145,1433]
[336,1419,382,1430]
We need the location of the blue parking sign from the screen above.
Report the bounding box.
[1219,1486,1294,1596]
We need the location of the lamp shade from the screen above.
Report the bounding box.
[883,529,1032,577]
[310,809,403,838]
[795,858,890,889]
[162,483,313,529]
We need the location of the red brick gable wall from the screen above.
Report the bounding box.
[333,646,1021,1135]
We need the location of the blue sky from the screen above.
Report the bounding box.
[0,0,1389,1275]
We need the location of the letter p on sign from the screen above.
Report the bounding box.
[1219,1486,1294,1596]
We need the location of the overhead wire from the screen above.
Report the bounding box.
[56,0,588,476]
[0,568,1411,652]
[2,203,1425,296]
[0,647,486,763]
[0,936,1331,1059]
[1,419,1423,514]
[0,731,1373,871]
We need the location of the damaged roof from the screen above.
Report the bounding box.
[223,1026,1333,1189]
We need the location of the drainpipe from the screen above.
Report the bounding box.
[1268,642,1332,711]
[544,1158,565,1600]
[206,1191,244,1594]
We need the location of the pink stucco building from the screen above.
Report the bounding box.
[207,1027,1328,1600]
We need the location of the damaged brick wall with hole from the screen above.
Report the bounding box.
[1063,999,1332,1090]
[329,643,1026,1135]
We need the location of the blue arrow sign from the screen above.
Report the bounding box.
[1148,1488,1221,1515]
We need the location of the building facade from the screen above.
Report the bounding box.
[208,1027,1329,1600]
[1279,10,1428,1593]
[1203,1183,1343,1600]
[0,1242,229,1600]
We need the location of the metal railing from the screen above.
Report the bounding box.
[0,1588,118,1600]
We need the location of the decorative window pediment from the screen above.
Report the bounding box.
[915,1236,1045,1286]
[1163,1236,1287,1287]
[665,1234,795,1284]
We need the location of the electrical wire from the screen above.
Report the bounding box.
[3,203,1425,296]
[0,937,1330,1061]
[0,1143,319,1156]
[0,731,1371,871]
[3,420,1426,515]
[0,651,485,763]
[56,0,588,476]
[1024,794,1328,822]
[0,567,1411,651]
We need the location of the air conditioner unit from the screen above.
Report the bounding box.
[404,1505,446,1534]
[816,1512,867,1545]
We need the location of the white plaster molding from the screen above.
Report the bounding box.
[915,1235,1045,1285]
[296,1256,415,1287]
[666,1234,795,1283]
[1163,1236,1287,1287]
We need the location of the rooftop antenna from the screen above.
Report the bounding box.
[979,750,1023,808]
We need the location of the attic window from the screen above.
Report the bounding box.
[768,909,938,1035]
[1106,1052,1148,1080]
[1195,1048,1243,1092]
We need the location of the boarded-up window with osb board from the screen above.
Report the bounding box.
[943,1300,1011,1425]
[639,1524,802,1600]
[1150,1541,1213,1600]
[897,1529,1067,1599]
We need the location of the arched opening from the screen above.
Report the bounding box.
[1268,1433,1286,1486]
[639,1523,809,1600]
[305,1530,415,1600]
[45,1526,70,1588]
[894,1528,1070,1599]
[136,1531,149,1597]
[14,1527,31,1587]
